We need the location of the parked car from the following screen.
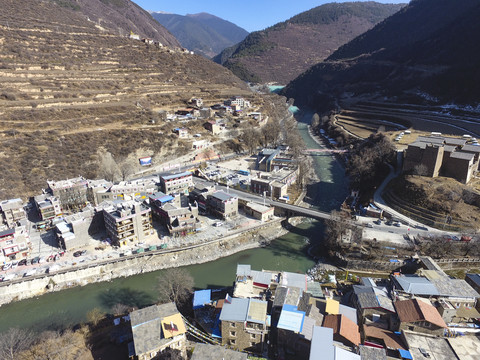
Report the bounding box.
[374,219,382,225]
[31,257,40,264]
[18,259,27,266]
[385,220,393,226]
[2,262,12,271]
[394,222,401,227]
[366,223,374,228]
[73,251,83,257]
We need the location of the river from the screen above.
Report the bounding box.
[0,111,348,333]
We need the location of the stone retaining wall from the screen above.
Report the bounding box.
[0,219,286,306]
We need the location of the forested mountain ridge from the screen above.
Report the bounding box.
[214,2,404,84]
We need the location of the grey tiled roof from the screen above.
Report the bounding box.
[130,302,179,356]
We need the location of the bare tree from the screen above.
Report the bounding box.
[324,210,351,253]
[261,118,281,147]
[157,268,194,307]
[86,307,105,327]
[241,128,260,154]
[111,303,129,316]
[119,158,135,181]
[0,328,33,360]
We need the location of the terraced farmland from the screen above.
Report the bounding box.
[0,0,255,199]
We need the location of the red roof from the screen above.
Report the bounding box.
[322,314,360,347]
[395,299,447,328]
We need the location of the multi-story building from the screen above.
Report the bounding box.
[150,193,199,237]
[103,201,152,246]
[129,302,187,360]
[403,135,480,183]
[47,177,88,212]
[204,120,221,135]
[34,194,62,221]
[219,297,268,353]
[225,96,251,109]
[0,198,26,228]
[0,226,30,263]
[160,172,193,195]
[55,208,94,250]
[207,191,238,219]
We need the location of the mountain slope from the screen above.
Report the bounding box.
[65,0,180,47]
[214,1,404,84]
[282,0,480,109]
[0,0,250,199]
[151,12,248,58]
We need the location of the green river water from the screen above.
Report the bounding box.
[0,111,348,333]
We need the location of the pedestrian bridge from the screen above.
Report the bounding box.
[268,201,331,221]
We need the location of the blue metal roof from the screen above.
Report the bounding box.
[398,349,413,360]
[277,304,305,333]
[193,290,211,310]
[161,171,192,181]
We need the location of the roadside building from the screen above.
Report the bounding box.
[152,199,199,237]
[47,177,88,212]
[34,194,62,221]
[244,202,274,222]
[225,96,251,109]
[219,297,268,353]
[0,198,26,228]
[207,191,238,219]
[103,201,152,246]
[0,226,30,263]
[188,184,215,213]
[129,302,187,360]
[55,207,94,250]
[394,298,447,336]
[160,172,193,195]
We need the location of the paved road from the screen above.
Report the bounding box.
[194,178,331,220]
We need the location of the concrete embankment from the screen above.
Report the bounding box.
[0,219,286,306]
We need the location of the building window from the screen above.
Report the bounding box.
[250,333,256,339]
[230,331,236,337]
[230,322,236,328]
[230,339,236,345]
[250,342,256,347]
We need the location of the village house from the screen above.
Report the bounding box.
[160,172,193,195]
[92,179,157,205]
[173,128,188,139]
[361,325,406,358]
[103,200,152,246]
[47,177,89,212]
[322,314,361,348]
[352,278,395,326]
[219,297,268,353]
[310,326,361,360]
[207,191,238,219]
[0,198,26,228]
[129,302,187,360]
[86,179,114,206]
[394,298,447,336]
[191,343,248,360]
[189,98,203,108]
[0,226,30,263]
[225,96,251,109]
[204,120,221,135]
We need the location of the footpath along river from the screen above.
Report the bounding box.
[0,111,349,333]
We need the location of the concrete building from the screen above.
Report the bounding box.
[0,198,26,228]
[0,226,30,263]
[244,202,274,222]
[55,208,94,250]
[174,128,188,138]
[403,135,480,183]
[103,201,152,246]
[34,194,62,221]
[86,179,114,206]
[160,172,193,195]
[47,176,89,212]
[93,179,157,205]
[129,302,187,360]
[151,196,199,237]
[204,120,221,135]
[225,96,251,109]
[256,148,294,172]
[219,297,268,353]
[207,191,238,219]
[394,298,447,336]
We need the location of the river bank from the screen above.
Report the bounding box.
[0,219,287,306]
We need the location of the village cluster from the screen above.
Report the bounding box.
[0,106,301,280]
[122,257,480,360]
